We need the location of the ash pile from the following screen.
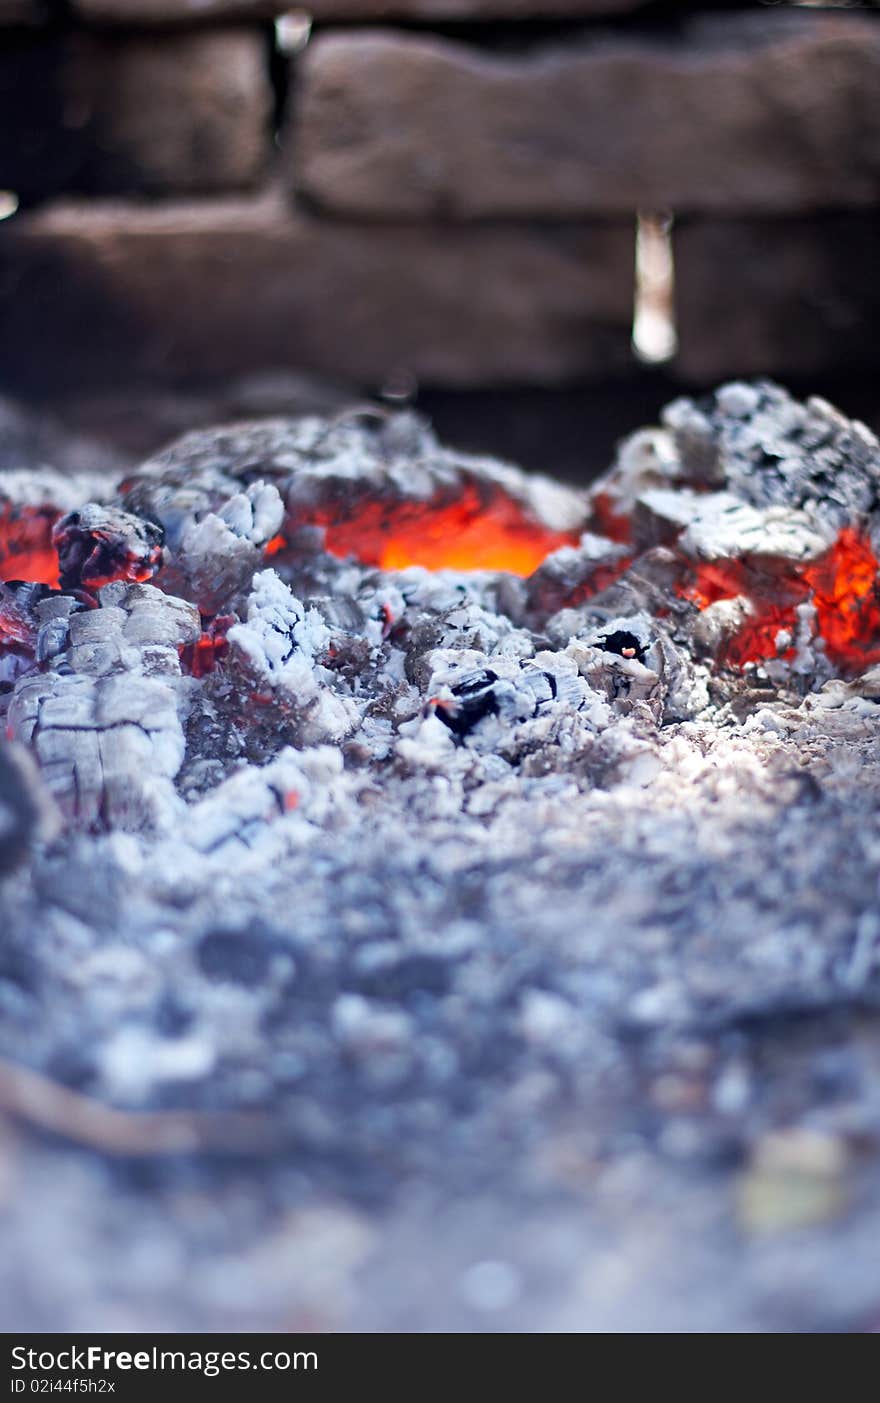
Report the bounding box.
[3,382,880,1331]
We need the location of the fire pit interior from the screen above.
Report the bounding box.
[4,380,880,1331]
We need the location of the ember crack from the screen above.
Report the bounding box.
[53,505,165,595]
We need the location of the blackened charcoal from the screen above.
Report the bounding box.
[436,675,500,738]
[53,504,164,593]
[595,630,649,664]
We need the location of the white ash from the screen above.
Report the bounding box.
[662,384,880,531]
[636,488,832,563]
[0,464,117,518]
[6,584,199,832]
[130,408,589,537]
[3,383,880,1331]
[164,482,284,613]
[596,381,880,545]
[228,569,327,680]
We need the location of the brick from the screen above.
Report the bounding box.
[290,13,880,219]
[71,0,643,22]
[675,214,880,383]
[0,194,634,391]
[0,31,269,201]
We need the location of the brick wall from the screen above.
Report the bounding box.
[0,1,878,396]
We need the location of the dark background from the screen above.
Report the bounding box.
[1,0,879,476]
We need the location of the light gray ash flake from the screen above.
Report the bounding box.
[660,381,880,526]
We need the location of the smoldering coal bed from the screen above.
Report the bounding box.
[4,381,880,1332]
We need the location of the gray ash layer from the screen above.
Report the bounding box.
[3,382,880,1331]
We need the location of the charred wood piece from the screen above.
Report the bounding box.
[53,505,164,594]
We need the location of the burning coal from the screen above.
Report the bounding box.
[0,376,879,841]
[4,382,880,1332]
[1,384,879,830]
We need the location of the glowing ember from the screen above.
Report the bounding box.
[682,527,880,671]
[179,615,233,678]
[724,605,799,669]
[561,556,633,610]
[588,492,632,546]
[0,506,60,587]
[526,549,633,617]
[678,557,746,613]
[805,528,880,670]
[53,507,165,594]
[0,586,37,651]
[305,483,580,576]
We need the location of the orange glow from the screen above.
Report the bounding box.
[681,527,880,671]
[71,540,164,592]
[179,615,233,678]
[302,484,581,576]
[0,505,60,586]
[804,527,880,669]
[528,553,633,616]
[588,492,632,545]
[567,555,633,606]
[677,559,751,612]
[0,603,35,650]
[724,605,799,669]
